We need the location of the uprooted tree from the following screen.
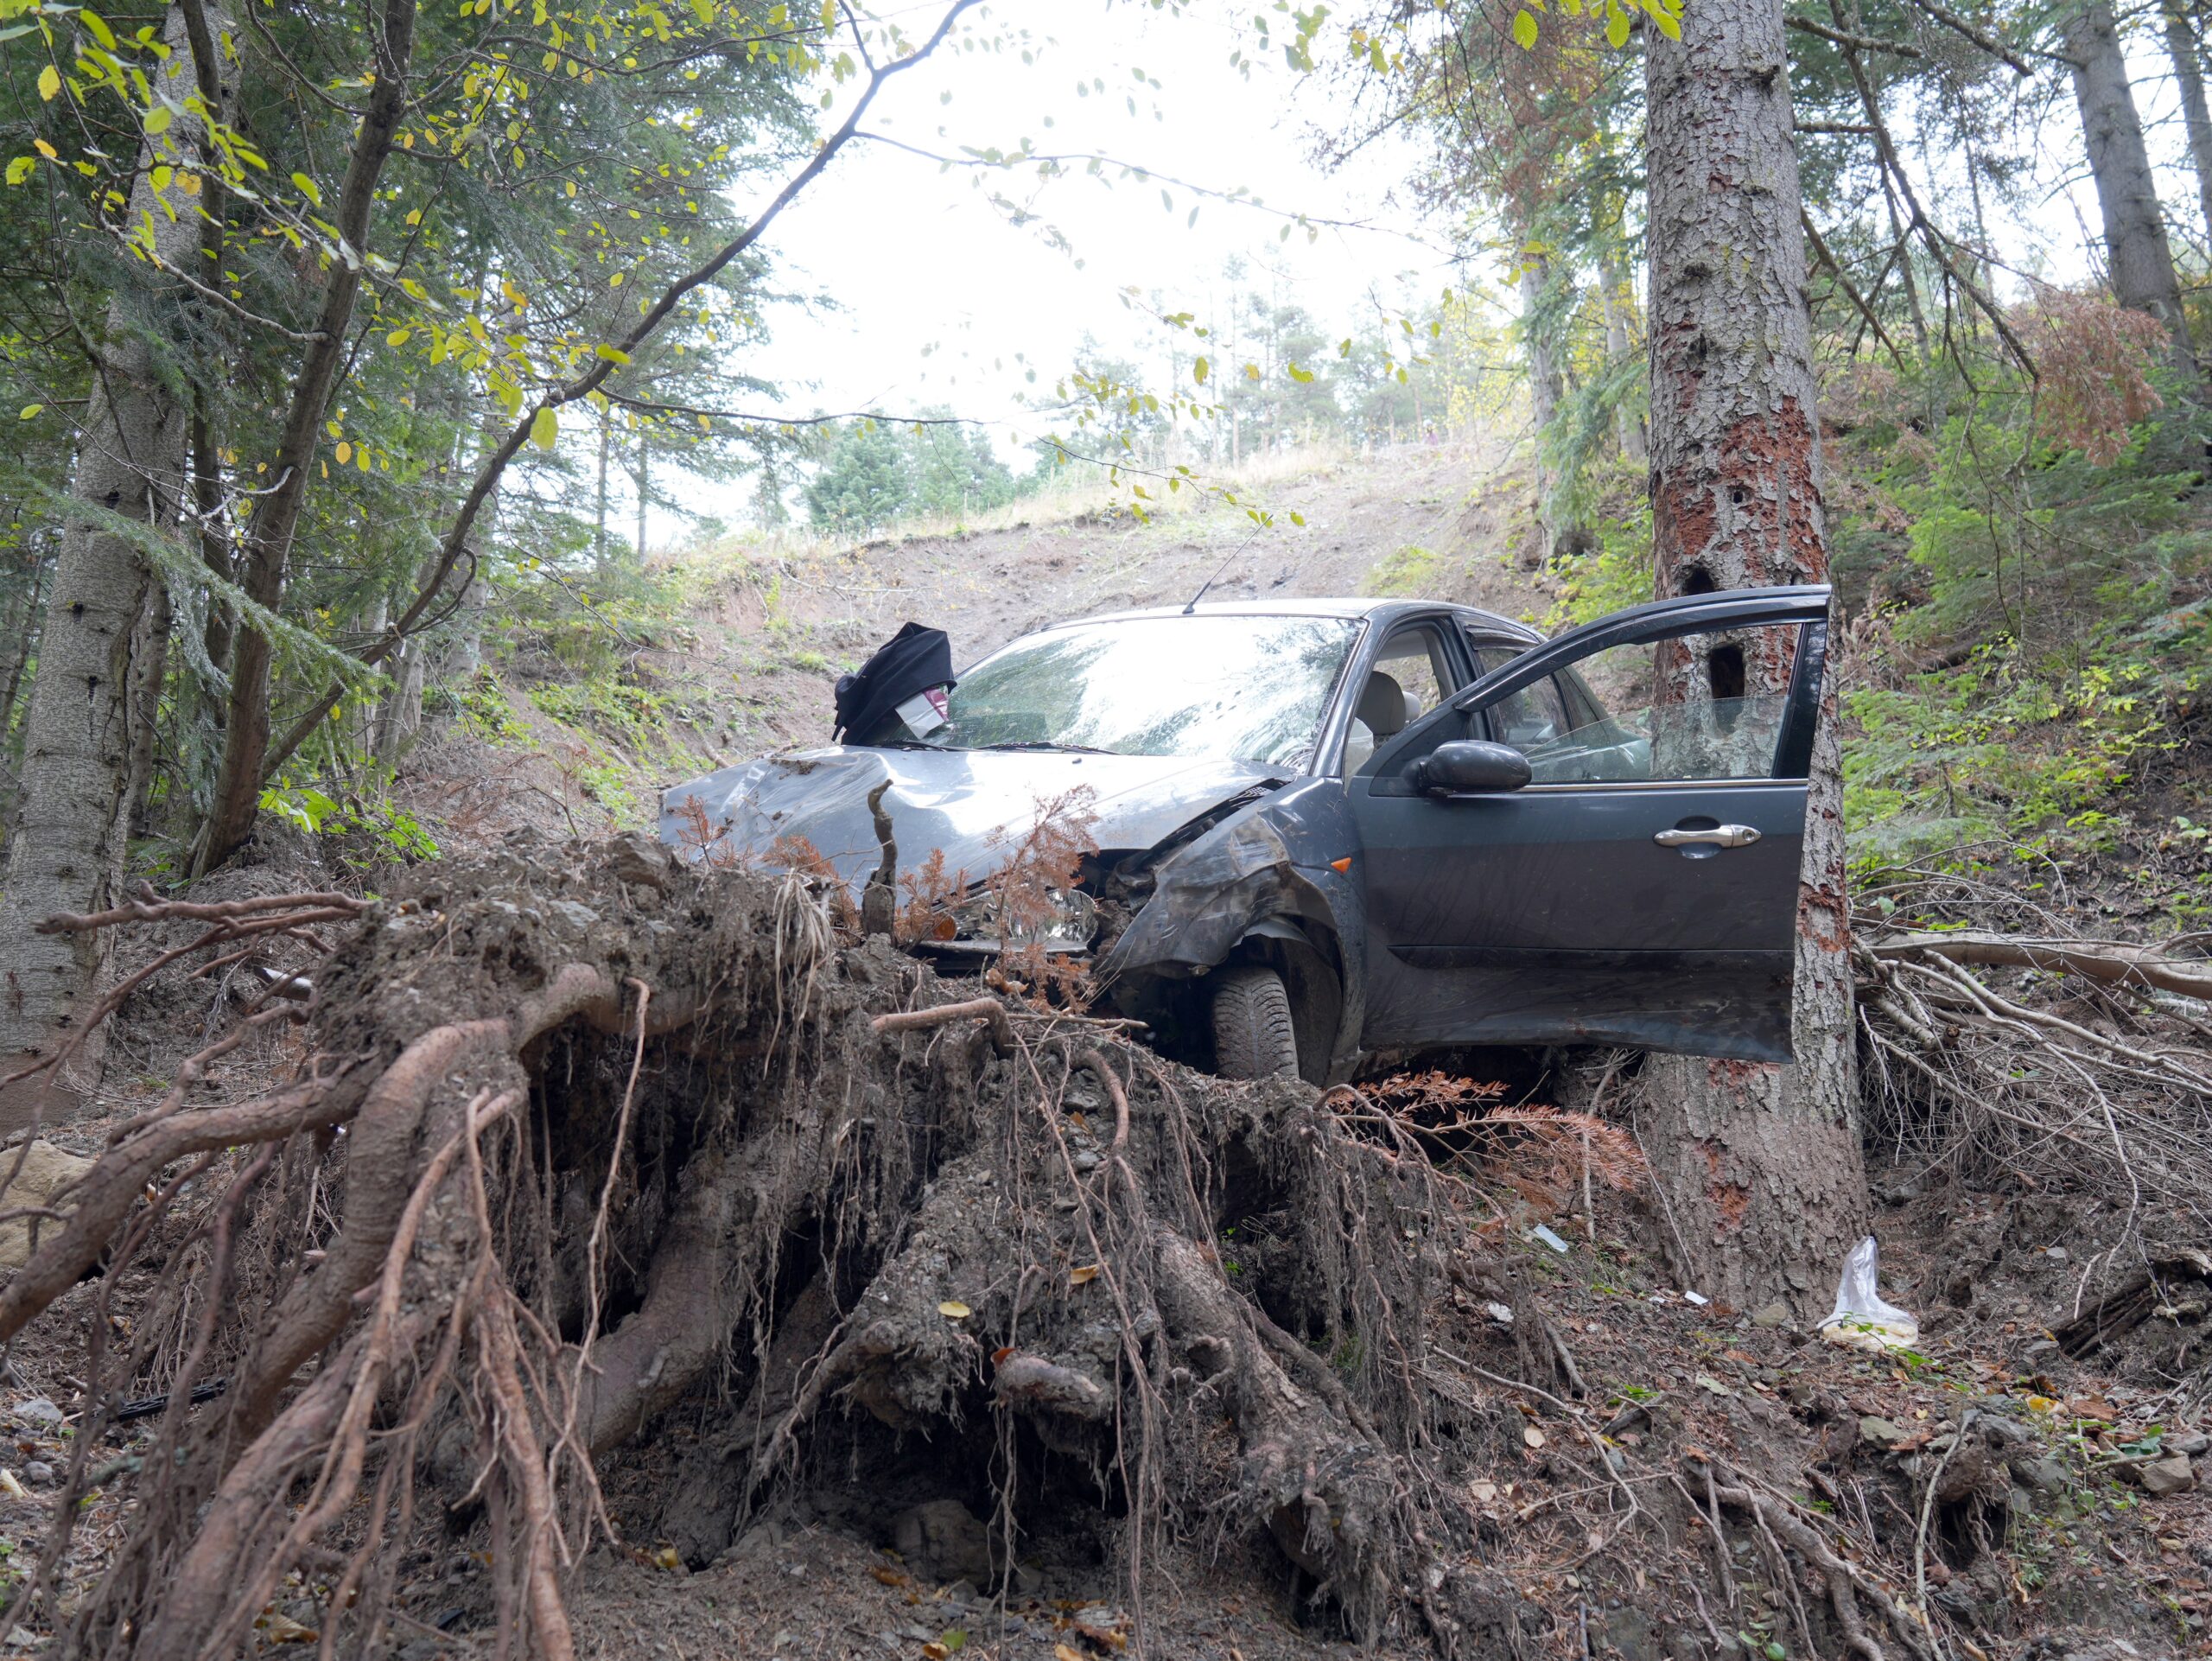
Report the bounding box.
[0,836,1607,1657]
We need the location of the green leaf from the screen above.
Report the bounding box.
[1192,355,1209,385]
[1287,362,1314,384]
[1607,4,1630,46]
[143,104,172,136]
[36,63,60,100]
[530,404,559,449]
[1648,0,1681,39]
[3,156,34,186]
[594,343,632,364]
[18,404,41,419]
[1512,9,1539,48]
[291,170,321,205]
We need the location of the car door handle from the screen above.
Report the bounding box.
[1654,824,1761,849]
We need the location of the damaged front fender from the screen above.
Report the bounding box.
[1099,781,1367,1075]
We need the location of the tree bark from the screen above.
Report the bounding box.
[2068,0,2197,373]
[192,0,420,875]
[0,1,217,1121]
[1638,0,1868,1314]
[2164,1,2212,250]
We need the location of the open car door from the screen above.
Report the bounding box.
[1349,586,1832,1061]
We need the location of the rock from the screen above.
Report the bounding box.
[15,1397,62,1427]
[21,1461,53,1486]
[2139,1454,2196,1497]
[1750,1301,1790,1329]
[891,1499,994,1584]
[2016,1455,2071,1494]
[0,1142,95,1268]
[943,1579,977,1605]
[2169,1432,2209,1456]
[1858,1416,1907,1448]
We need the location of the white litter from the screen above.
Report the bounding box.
[1528,1224,1572,1254]
[1818,1235,1920,1353]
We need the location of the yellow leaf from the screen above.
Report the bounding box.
[334,442,353,464]
[650,1545,681,1570]
[530,404,558,449]
[1512,8,1539,47]
[2026,1394,2057,1413]
[938,1301,971,1320]
[17,404,41,419]
[37,65,60,101]
[1069,1265,1100,1286]
[33,139,58,161]
[1055,1648,1084,1661]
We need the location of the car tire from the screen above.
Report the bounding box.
[1211,965,1300,1080]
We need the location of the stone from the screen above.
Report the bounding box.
[21,1461,53,1486]
[2169,1432,2209,1455]
[1750,1301,1791,1328]
[2017,1455,2071,1494]
[15,1397,62,1427]
[891,1499,994,1585]
[2139,1454,2196,1498]
[0,1142,95,1269]
[1858,1416,1907,1448]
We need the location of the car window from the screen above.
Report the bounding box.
[1374,628,1452,717]
[1486,676,1568,749]
[922,613,1360,769]
[1346,624,1456,774]
[1485,621,1803,785]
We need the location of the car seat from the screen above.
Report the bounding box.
[1344,670,1408,773]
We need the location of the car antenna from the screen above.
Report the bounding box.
[1181,528,1261,614]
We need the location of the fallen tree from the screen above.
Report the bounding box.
[0,835,1549,1658]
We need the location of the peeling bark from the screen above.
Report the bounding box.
[1639,0,1868,1313]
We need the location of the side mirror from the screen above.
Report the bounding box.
[1418,740,1531,795]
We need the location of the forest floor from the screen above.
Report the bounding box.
[2,433,2209,1661]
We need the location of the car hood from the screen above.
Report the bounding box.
[660,747,1282,893]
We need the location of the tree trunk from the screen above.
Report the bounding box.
[2164,1,2212,250]
[594,404,613,578]
[192,0,420,876]
[0,546,48,839]
[1516,249,1583,568]
[0,1,214,1122]
[1638,0,1868,1314]
[2068,0,2197,373]
[1598,251,1649,465]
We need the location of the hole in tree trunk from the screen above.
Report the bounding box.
[1708,643,1745,729]
[1679,563,1716,596]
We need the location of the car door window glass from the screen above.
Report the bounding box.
[1486,676,1568,750]
[1485,622,1802,785]
[1347,626,1455,773]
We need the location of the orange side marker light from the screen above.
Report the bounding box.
[1330,856,1353,873]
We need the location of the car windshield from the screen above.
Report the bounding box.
[916,614,1360,767]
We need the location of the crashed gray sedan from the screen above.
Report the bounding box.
[662,586,1835,1082]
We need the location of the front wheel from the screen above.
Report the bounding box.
[1210,965,1300,1080]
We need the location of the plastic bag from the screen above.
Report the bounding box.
[1818,1235,1919,1353]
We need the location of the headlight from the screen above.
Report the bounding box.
[947,887,1096,953]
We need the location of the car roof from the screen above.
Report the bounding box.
[1043,596,1542,641]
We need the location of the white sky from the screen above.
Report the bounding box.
[702,0,1481,518]
[655,0,2202,532]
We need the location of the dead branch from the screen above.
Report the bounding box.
[1866,930,2212,999]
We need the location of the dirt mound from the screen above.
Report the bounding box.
[2,836,2206,1660]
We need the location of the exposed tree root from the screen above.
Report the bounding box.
[1,834,1540,1657]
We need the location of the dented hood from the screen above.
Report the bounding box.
[660,747,1281,892]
